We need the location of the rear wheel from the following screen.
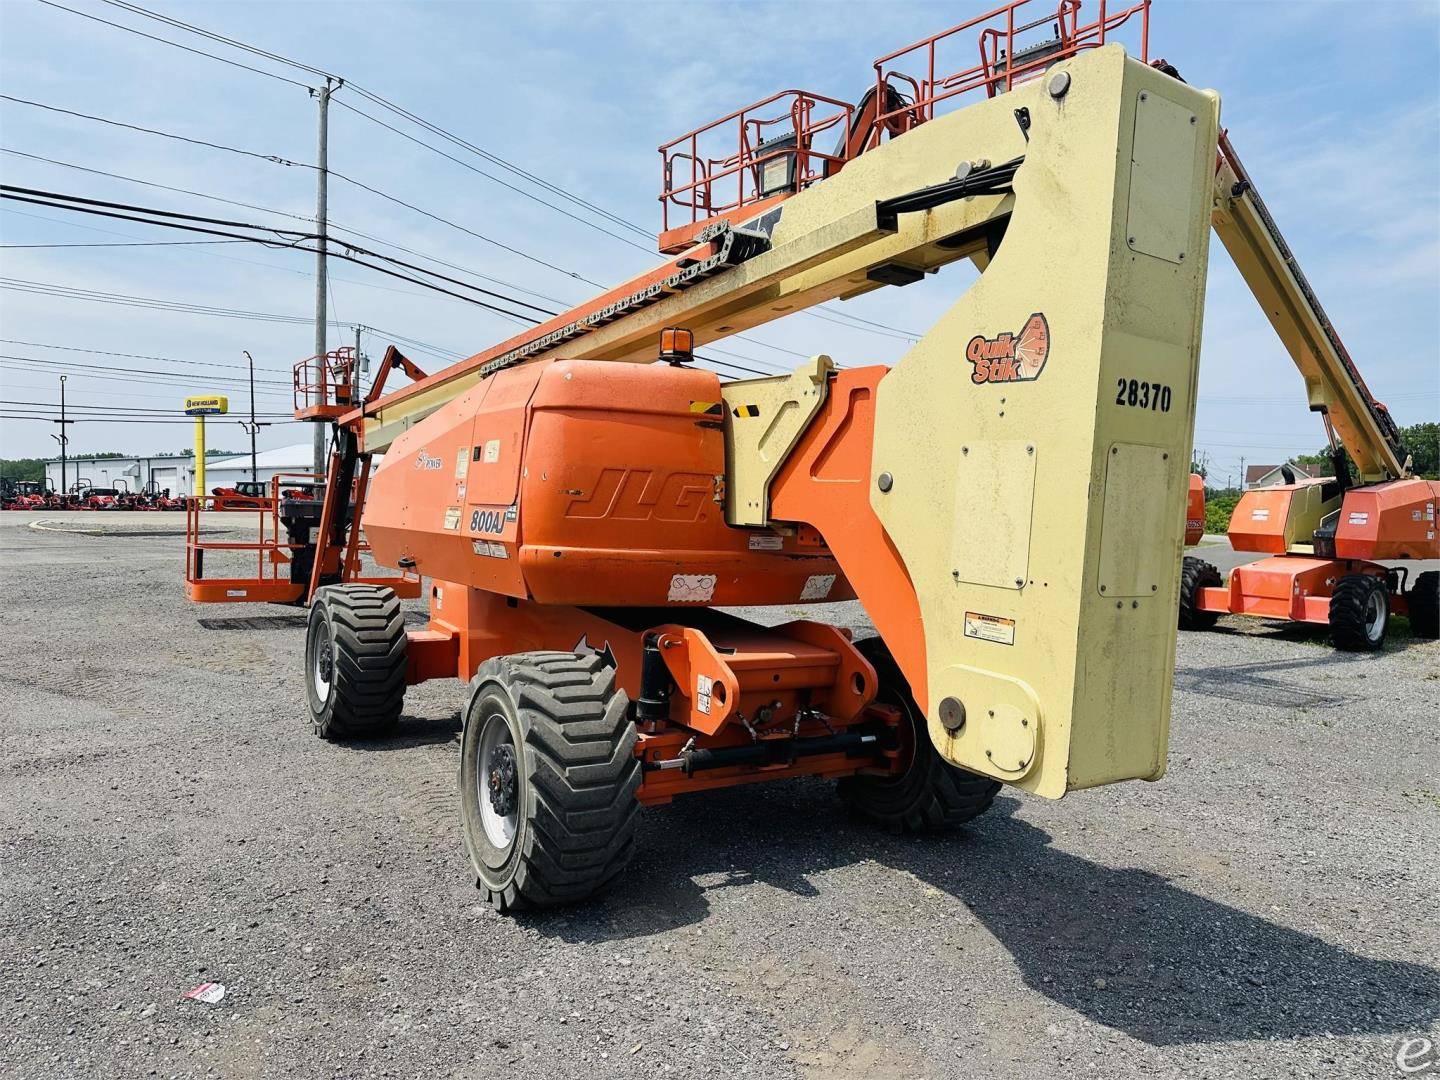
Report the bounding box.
[1178,555,1222,631]
[837,637,999,832]
[1328,573,1389,652]
[304,584,407,739]
[1407,570,1439,639]
[459,651,641,912]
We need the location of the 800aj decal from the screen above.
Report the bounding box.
[967,312,1050,384]
[469,504,517,535]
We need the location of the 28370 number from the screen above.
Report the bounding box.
[1115,378,1172,412]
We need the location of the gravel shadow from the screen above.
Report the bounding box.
[523,788,1440,1047]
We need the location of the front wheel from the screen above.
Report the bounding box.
[304,584,407,739]
[1328,573,1389,652]
[1178,555,1222,631]
[837,637,999,833]
[459,652,641,912]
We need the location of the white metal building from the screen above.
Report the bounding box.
[44,453,192,496]
[203,444,322,488]
[44,443,317,495]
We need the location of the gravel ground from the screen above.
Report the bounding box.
[1,512,1437,1080]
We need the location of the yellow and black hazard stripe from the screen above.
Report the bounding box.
[732,403,760,418]
[688,401,725,417]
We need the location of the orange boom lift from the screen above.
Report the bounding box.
[184,2,1433,911]
[1177,137,1438,649]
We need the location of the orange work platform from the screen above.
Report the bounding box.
[184,473,419,605]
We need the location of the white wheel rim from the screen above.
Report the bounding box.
[477,709,519,849]
[310,624,333,700]
[1364,588,1385,642]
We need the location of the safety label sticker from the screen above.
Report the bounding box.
[668,573,717,603]
[1251,508,1270,521]
[443,506,461,531]
[1348,512,1369,526]
[800,573,836,601]
[455,446,468,479]
[471,539,509,559]
[483,439,501,463]
[748,533,784,551]
[696,674,713,715]
[964,611,1016,646]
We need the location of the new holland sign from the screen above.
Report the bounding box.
[184,395,229,416]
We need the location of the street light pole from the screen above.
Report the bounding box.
[240,350,270,486]
[50,374,73,495]
[311,75,340,479]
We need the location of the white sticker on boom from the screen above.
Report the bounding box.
[800,574,836,601]
[668,574,716,603]
[1347,512,1369,525]
[696,674,713,716]
[748,533,784,551]
[1251,508,1270,521]
[455,447,468,479]
[483,439,501,464]
[964,610,1016,646]
[443,506,461,531]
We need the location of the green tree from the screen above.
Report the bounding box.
[1399,421,1438,478]
[1203,489,1241,534]
[1293,420,1437,480]
[0,458,48,483]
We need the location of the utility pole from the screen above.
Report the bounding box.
[1238,455,1246,493]
[240,350,270,485]
[49,374,72,494]
[354,324,364,397]
[311,75,341,478]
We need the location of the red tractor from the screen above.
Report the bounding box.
[1,480,52,511]
[210,481,271,511]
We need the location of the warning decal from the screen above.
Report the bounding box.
[668,573,717,603]
[964,611,1016,646]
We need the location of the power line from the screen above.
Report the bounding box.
[333,98,656,254]
[1,89,611,288]
[0,94,311,167]
[55,6,922,344]
[1,185,553,322]
[93,0,652,241]
[0,398,293,416]
[35,0,314,89]
[0,147,576,306]
[0,338,292,375]
[100,0,334,79]
[0,412,303,425]
[2,350,291,385]
[0,238,248,249]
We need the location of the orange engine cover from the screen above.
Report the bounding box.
[1333,478,1439,561]
[361,359,855,607]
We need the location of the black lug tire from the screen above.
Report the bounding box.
[1328,573,1389,652]
[1178,555,1222,631]
[459,651,641,913]
[1407,571,1439,639]
[304,584,407,740]
[837,637,999,833]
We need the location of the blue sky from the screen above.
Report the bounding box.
[1,0,1436,487]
